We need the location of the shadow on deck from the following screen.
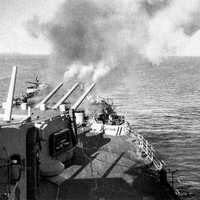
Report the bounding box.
[38,132,180,200]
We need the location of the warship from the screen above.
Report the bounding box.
[13,76,49,106]
[0,66,183,200]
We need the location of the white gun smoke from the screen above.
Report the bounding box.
[26,0,200,82]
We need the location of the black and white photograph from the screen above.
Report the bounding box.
[0,0,199,199]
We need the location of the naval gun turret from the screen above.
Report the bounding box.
[0,66,96,200]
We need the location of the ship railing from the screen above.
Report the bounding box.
[153,156,163,170]
[129,128,163,168]
[144,143,163,170]
[137,135,163,169]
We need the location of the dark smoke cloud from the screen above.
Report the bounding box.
[47,0,105,64]
[26,0,200,84]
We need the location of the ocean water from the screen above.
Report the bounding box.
[0,55,199,198]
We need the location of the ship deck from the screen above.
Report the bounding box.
[38,132,180,200]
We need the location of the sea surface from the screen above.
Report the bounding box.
[0,55,199,199]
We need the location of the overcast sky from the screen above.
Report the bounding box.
[0,0,64,54]
[1,0,200,56]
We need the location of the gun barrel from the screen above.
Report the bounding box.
[35,82,63,108]
[4,66,17,121]
[71,83,95,110]
[52,82,79,109]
